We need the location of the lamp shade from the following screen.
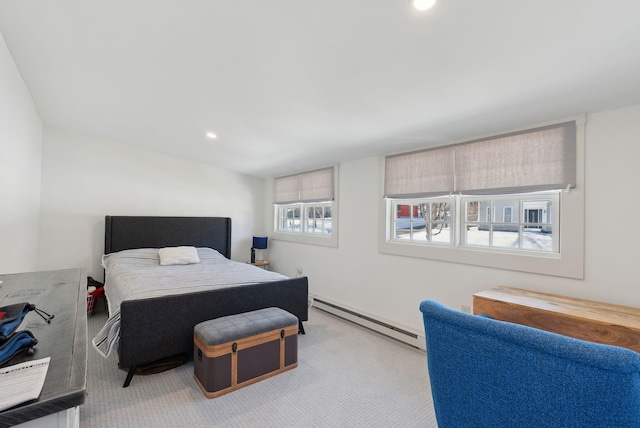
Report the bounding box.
[252,236,268,249]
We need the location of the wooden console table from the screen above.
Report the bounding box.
[473,286,640,353]
[0,269,87,427]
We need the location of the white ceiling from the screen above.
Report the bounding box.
[2,1,640,177]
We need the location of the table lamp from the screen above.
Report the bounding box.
[251,236,268,263]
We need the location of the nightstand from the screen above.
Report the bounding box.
[248,260,270,270]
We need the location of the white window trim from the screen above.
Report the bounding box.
[378,116,585,279]
[271,164,339,248]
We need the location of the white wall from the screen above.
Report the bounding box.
[0,31,42,274]
[38,127,265,281]
[268,103,640,335]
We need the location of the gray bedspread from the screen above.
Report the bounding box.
[92,247,288,357]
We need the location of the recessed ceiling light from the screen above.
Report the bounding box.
[412,0,436,11]
[206,132,217,139]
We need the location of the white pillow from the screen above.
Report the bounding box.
[158,246,200,266]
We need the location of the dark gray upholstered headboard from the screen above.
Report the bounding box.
[104,216,232,259]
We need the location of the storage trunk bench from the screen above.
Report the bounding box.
[193,307,299,398]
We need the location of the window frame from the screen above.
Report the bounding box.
[378,116,585,279]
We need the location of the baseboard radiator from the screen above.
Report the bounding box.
[312,297,426,351]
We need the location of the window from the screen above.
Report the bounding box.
[462,193,558,253]
[380,118,584,278]
[275,202,333,235]
[392,198,453,244]
[276,205,301,233]
[304,204,332,234]
[272,166,338,247]
[388,192,558,253]
[503,206,513,224]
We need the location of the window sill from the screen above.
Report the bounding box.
[378,238,581,278]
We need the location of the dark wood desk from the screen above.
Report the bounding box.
[0,269,87,427]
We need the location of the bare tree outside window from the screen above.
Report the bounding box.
[418,202,450,240]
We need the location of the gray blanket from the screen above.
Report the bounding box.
[92,247,287,357]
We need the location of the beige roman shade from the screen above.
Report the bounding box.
[385,146,455,198]
[274,167,334,204]
[384,121,576,198]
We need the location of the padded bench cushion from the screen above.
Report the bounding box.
[194,307,298,346]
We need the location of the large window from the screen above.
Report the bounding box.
[380,118,584,278]
[388,192,558,253]
[272,166,338,247]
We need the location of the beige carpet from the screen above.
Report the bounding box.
[82,305,437,427]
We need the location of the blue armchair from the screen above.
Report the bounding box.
[420,300,640,427]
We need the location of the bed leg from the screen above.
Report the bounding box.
[123,366,137,388]
[298,321,306,335]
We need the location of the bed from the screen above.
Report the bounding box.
[95,216,309,387]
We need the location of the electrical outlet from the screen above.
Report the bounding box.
[461,304,471,314]
[296,266,303,275]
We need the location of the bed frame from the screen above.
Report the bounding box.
[104,216,309,387]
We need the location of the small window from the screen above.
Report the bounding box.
[272,166,338,247]
[276,202,332,235]
[503,206,513,223]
